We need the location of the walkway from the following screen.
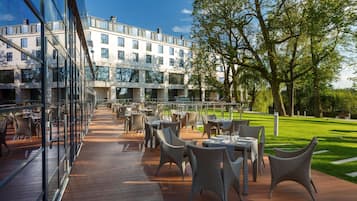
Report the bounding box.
[62,107,357,201]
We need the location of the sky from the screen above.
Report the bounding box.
[85,0,193,38]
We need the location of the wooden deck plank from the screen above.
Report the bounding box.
[62,108,357,201]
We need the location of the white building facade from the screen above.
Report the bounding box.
[87,16,195,103]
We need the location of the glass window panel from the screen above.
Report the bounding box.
[101,48,109,58]
[157,56,163,65]
[169,58,174,66]
[115,68,139,82]
[132,53,138,62]
[132,40,138,49]
[169,47,174,55]
[95,66,109,81]
[158,45,163,54]
[118,50,125,60]
[6,52,13,61]
[117,24,124,33]
[145,71,163,84]
[116,88,133,99]
[21,68,41,83]
[0,70,14,83]
[146,42,152,51]
[118,37,125,47]
[169,73,184,84]
[179,49,184,57]
[101,34,109,44]
[146,55,152,64]
[21,38,28,48]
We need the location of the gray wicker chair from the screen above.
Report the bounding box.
[187,144,243,201]
[130,113,144,133]
[229,120,250,135]
[160,121,180,137]
[13,116,32,140]
[239,125,265,174]
[186,112,198,130]
[202,114,217,138]
[0,118,9,156]
[155,128,195,179]
[269,137,318,201]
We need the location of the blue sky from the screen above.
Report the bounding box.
[85,0,193,38]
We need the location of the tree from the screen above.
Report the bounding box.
[302,0,357,117]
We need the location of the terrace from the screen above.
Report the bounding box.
[61,106,357,201]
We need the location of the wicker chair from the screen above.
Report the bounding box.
[229,120,250,135]
[186,112,198,130]
[155,128,195,179]
[202,114,217,138]
[130,113,144,133]
[13,116,32,140]
[269,137,318,201]
[160,121,180,137]
[0,118,9,156]
[187,144,243,201]
[239,125,265,175]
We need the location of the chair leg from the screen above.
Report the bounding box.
[311,179,318,193]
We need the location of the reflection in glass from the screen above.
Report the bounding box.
[116,87,133,99]
[115,68,139,82]
[0,70,14,83]
[169,73,184,85]
[21,68,41,83]
[145,71,163,84]
[95,66,109,81]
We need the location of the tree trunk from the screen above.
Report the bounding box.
[232,76,239,103]
[270,80,286,116]
[286,81,294,116]
[312,66,322,117]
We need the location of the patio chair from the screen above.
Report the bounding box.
[187,144,243,201]
[229,120,250,135]
[239,125,265,174]
[160,121,180,137]
[13,115,32,140]
[0,118,9,156]
[186,112,198,130]
[202,114,217,138]
[155,128,196,179]
[269,137,318,201]
[130,113,144,133]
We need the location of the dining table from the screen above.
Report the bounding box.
[202,135,258,195]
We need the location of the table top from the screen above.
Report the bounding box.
[203,135,258,162]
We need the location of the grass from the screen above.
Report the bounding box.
[202,110,357,184]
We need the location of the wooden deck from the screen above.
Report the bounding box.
[62,108,357,201]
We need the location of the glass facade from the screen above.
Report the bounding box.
[0,1,95,201]
[169,73,184,85]
[145,71,163,84]
[115,68,139,82]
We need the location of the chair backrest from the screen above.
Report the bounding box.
[231,120,250,133]
[187,144,227,192]
[0,118,7,134]
[145,115,160,123]
[160,121,180,137]
[239,125,265,143]
[14,116,32,136]
[202,114,216,124]
[131,113,144,131]
[276,137,318,158]
[187,112,198,125]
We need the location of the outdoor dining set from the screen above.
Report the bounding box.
[113,103,318,201]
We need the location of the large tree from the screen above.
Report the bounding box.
[302,0,357,117]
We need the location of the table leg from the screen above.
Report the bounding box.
[243,148,248,195]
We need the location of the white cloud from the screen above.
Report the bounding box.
[172,25,191,33]
[0,14,15,21]
[181,8,192,15]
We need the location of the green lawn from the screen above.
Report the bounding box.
[204,111,357,183]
